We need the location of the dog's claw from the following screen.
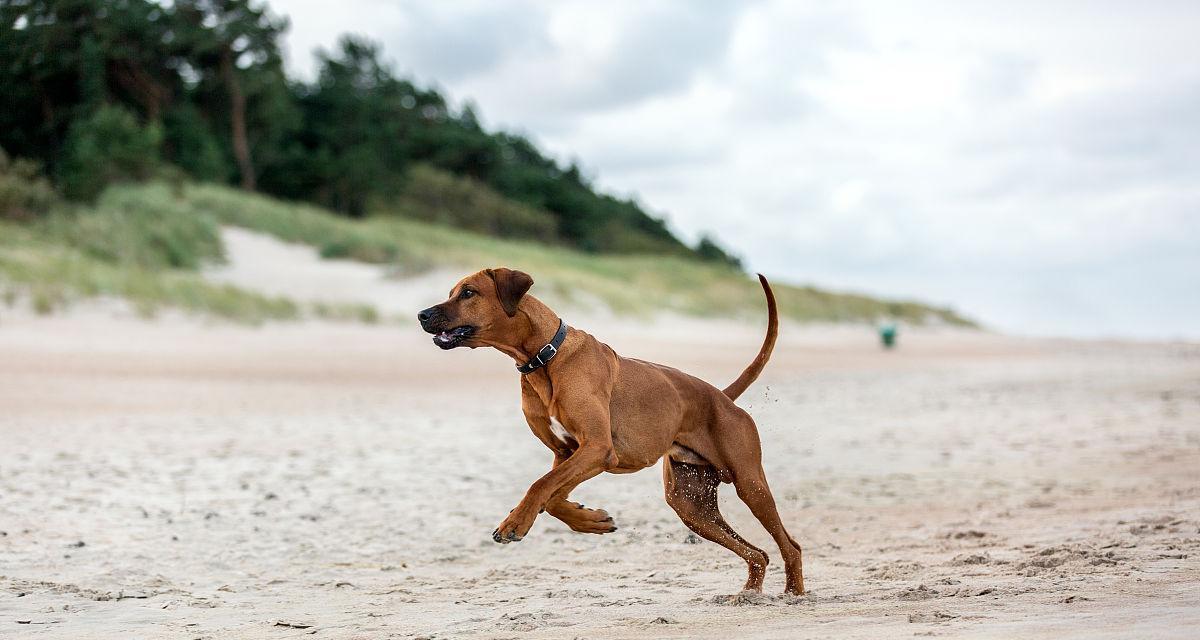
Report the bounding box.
[492,525,525,543]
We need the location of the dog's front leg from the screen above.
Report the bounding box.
[493,403,615,543]
[492,444,612,543]
[544,452,619,535]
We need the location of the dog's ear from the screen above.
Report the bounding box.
[486,268,534,317]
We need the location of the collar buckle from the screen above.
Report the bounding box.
[518,319,567,375]
[535,343,557,365]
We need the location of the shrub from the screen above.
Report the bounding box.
[58,105,162,202]
[0,149,59,220]
[163,105,231,183]
[696,234,743,269]
[181,182,412,266]
[318,236,399,263]
[389,164,559,242]
[42,186,224,270]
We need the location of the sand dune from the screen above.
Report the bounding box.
[203,227,465,318]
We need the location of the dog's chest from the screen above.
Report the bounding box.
[548,416,576,446]
[523,375,577,448]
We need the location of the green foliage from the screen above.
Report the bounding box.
[0,2,741,264]
[0,179,971,326]
[312,301,380,324]
[388,164,559,242]
[0,149,60,220]
[170,0,298,191]
[163,105,231,182]
[0,0,177,164]
[363,213,974,325]
[41,190,224,270]
[0,219,299,322]
[173,182,414,268]
[317,237,399,263]
[0,190,390,324]
[287,36,408,216]
[58,105,163,202]
[119,181,975,326]
[696,234,742,269]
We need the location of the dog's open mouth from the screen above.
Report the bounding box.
[431,325,474,349]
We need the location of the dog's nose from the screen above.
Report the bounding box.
[418,307,436,324]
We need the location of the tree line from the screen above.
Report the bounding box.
[0,0,741,266]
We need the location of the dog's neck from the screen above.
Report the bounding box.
[491,295,563,367]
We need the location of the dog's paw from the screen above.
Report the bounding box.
[491,527,523,544]
[492,512,533,544]
[492,525,520,540]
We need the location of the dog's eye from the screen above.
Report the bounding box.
[459,289,475,300]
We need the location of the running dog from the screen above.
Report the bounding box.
[417,268,803,594]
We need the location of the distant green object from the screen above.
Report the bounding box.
[879,323,898,349]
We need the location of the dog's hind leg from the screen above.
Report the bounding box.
[732,466,804,595]
[663,457,770,592]
[718,416,805,595]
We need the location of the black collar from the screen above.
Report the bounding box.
[517,319,568,375]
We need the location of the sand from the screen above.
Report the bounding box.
[1,306,1198,639]
[2,232,1198,638]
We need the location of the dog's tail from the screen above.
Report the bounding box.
[723,273,778,401]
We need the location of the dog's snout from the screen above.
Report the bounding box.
[418,306,447,331]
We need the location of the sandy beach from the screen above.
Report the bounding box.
[1,302,1197,639]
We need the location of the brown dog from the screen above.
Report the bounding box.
[417,268,804,594]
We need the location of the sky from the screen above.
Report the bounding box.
[270,0,1200,339]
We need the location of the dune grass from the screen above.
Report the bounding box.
[0,222,292,321]
[177,183,413,267]
[1,180,973,326]
[157,182,972,325]
[360,216,971,324]
[0,197,379,324]
[384,164,560,243]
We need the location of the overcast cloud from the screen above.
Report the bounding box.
[273,0,1200,339]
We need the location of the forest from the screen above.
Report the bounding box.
[0,0,741,266]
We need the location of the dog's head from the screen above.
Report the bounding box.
[417,268,534,350]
